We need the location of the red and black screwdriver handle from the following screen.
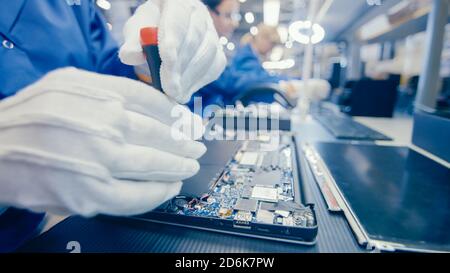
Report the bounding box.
[140,27,163,92]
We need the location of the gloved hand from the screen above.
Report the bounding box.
[119,0,226,104]
[0,68,206,217]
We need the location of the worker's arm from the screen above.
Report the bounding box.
[85,0,136,79]
[0,68,205,217]
[210,45,289,97]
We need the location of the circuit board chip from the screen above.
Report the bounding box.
[250,170,283,187]
[239,152,259,167]
[256,209,274,224]
[234,198,258,212]
[251,186,278,202]
[234,210,253,223]
[241,185,253,198]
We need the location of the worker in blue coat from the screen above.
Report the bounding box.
[189,20,291,108]
[0,0,135,98]
[0,0,133,253]
[0,0,226,252]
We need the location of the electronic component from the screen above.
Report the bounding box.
[239,152,259,167]
[152,137,317,243]
[260,201,304,212]
[234,198,258,212]
[194,203,204,210]
[261,152,273,169]
[275,216,284,225]
[274,210,290,218]
[251,170,283,187]
[234,210,253,223]
[256,209,274,224]
[293,213,307,227]
[271,152,279,168]
[251,186,278,202]
[218,207,233,218]
[259,202,277,211]
[292,209,315,227]
[241,185,253,199]
[242,141,260,152]
[283,217,294,226]
[303,210,315,227]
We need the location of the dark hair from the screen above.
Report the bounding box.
[202,0,223,11]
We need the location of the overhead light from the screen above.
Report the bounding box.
[239,0,247,3]
[96,0,111,10]
[289,21,325,45]
[250,26,258,36]
[219,36,229,45]
[262,59,295,70]
[264,0,280,26]
[244,12,255,24]
[226,42,235,51]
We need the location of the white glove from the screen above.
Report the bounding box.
[119,0,226,104]
[0,67,206,217]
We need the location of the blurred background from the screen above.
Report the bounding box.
[97,0,450,116]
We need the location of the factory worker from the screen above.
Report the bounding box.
[222,24,291,104]
[0,0,225,252]
[189,2,298,108]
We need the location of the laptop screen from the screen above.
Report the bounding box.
[314,142,450,252]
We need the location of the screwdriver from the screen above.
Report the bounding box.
[140,27,163,92]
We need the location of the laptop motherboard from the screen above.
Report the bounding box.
[148,136,318,243]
